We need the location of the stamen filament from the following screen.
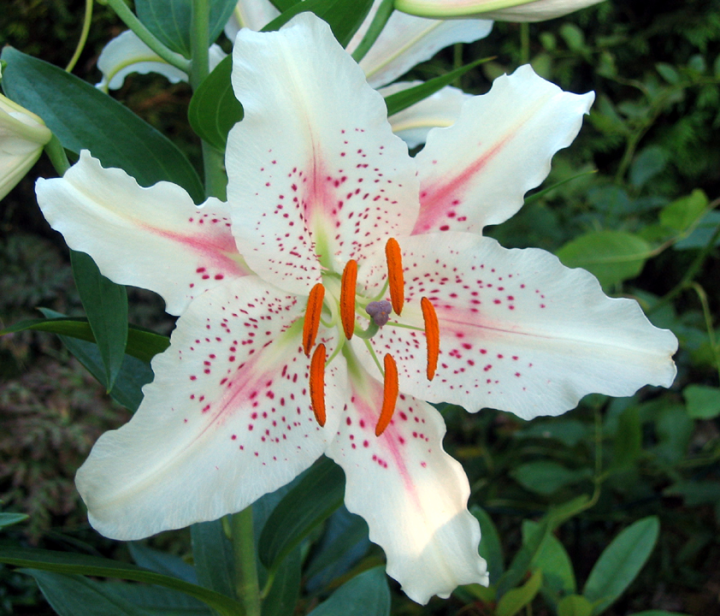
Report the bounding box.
[375,354,399,437]
[309,343,327,427]
[340,259,358,340]
[420,297,440,381]
[363,338,384,376]
[385,238,404,316]
[303,283,325,357]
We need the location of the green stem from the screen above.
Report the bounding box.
[65,0,93,72]
[202,142,228,199]
[520,22,530,65]
[190,0,210,90]
[231,508,261,616]
[690,282,720,383]
[105,0,190,72]
[44,135,70,175]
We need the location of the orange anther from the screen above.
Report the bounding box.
[303,283,325,356]
[375,354,399,437]
[385,238,404,316]
[309,343,327,427]
[421,297,439,381]
[340,259,358,340]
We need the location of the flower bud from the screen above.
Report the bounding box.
[0,94,52,200]
[395,0,604,22]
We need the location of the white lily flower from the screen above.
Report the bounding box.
[0,94,52,200]
[36,14,676,604]
[96,30,226,91]
[395,0,604,22]
[99,0,492,143]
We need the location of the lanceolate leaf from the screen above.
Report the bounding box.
[583,516,660,615]
[262,0,374,48]
[190,519,236,599]
[384,57,491,117]
[259,457,345,569]
[71,250,128,392]
[1,317,169,363]
[135,0,239,57]
[188,55,243,151]
[0,549,244,616]
[0,47,204,203]
[308,567,390,616]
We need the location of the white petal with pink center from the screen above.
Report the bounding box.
[412,65,594,235]
[326,353,487,604]
[226,14,419,295]
[356,233,677,419]
[36,152,250,316]
[76,276,346,540]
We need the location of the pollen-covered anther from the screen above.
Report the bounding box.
[375,353,399,437]
[303,283,325,356]
[309,343,327,427]
[421,297,440,381]
[385,238,404,316]
[340,259,358,340]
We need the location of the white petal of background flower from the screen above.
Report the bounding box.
[395,0,603,21]
[327,357,487,603]
[226,14,419,294]
[76,276,346,540]
[36,152,250,316]
[380,81,472,148]
[357,233,677,418]
[412,65,594,235]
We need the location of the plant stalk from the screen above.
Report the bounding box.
[231,507,262,616]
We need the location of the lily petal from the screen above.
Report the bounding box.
[96,30,225,91]
[224,0,280,41]
[396,0,603,21]
[351,5,493,89]
[326,352,487,604]
[76,276,346,540]
[36,152,250,316]
[357,233,677,419]
[412,65,593,235]
[226,14,419,294]
[381,81,472,148]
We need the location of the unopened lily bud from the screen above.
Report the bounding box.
[0,93,52,200]
[395,0,604,22]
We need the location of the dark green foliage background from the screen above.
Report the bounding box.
[1,0,720,614]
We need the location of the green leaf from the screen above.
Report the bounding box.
[0,548,244,616]
[259,457,345,569]
[128,543,198,584]
[556,230,651,287]
[612,406,642,468]
[630,146,668,188]
[191,519,236,599]
[135,0,239,57]
[663,480,720,507]
[559,23,586,52]
[516,419,590,447]
[659,189,708,232]
[1,47,204,203]
[522,520,576,597]
[511,461,591,496]
[655,63,680,84]
[683,384,720,419]
[583,516,660,615]
[673,211,720,250]
[103,582,212,615]
[304,511,369,580]
[385,57,490,117]
[1,316,169,363]
[188,55,243,151]
[262,547,301,616]
[270,0,301,10]
[631,612,689,616]
[262,0,374,48]
[471,506,504,584]
[308,567,389,616]
[0,512,28,528]
[558,595,593,616]
[496,569,543,616]
[70,251,128,391]
[22,570,155,616]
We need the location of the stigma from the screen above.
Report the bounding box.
[302,238,440,436]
